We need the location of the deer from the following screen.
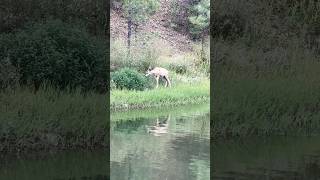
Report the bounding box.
[145,66,171,88]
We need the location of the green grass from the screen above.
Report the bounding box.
[110,80,209,111]
[111,103,209,122]
[0,87,107,153]
[212,62,320,137]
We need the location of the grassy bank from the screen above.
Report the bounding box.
[212,62,320,138]
[111,103,209,122]
[111,80,209,111]
[0,87,107,153]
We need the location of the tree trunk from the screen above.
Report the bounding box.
[134,23,138,43]
[127,16,132,58]
[105,11,109,38]
[201,30,205,62]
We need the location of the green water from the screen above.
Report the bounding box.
[0,150,108,180]
[0,104,210,180]
[2,103,319,180]
[110,104,210,180]
[213,136,320,179]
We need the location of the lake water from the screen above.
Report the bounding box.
[2,104,320,180]
[110,104,210,180]
[0,150,109,180]
[213,136,320,179]
[0,104,210,180]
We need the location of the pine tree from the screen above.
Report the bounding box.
[188,0,210,62]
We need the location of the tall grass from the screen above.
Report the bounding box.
[111,37,210,75]
[111,103,209,122]
[111,80,209,111]
[0,87,107,153]
[212,60,320,137]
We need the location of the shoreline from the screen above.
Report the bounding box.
[110,81,210,112]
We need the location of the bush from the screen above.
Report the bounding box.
[111,68,151,91]
[0,57,20,90]
[169,63,188,74]
[0,0,107,36]
[0,20,107,92]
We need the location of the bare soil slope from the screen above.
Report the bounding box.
[110,0,193,54]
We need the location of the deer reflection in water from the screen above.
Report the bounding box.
[147,115,170,136]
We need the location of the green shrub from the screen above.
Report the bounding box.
[110,80,117,90]
[111,68,151,91]
[169,63,188,74]
[0,57,20,90]
[0,20,107,92]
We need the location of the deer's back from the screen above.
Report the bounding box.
[152,67,169,76]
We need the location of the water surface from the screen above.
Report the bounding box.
[110,104,210,180]
[0,104,210,180]
[0,150,108,180]
[213,136,320,180]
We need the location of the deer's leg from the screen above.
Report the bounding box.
[156,75,159,88]
[166,76,171,87]
[163,76,170,87]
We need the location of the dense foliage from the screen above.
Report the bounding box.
[122,0,160,23]
[212,0,320,49]
[168,0,209,39]
[188,0,210,38]
[0,20,107,92]
[212,0,320,73]
[111,68,151,91]
[0,0,107,37]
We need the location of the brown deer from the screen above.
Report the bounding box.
[145,67,171,88]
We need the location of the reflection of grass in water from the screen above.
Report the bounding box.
[111,103,209,122]
[213,136,320,179]
[0,150,108,180]
[111,112,210,137]
[112,117,152,132]
[0,87,107,153]
[174,113,210,137]
[111,80,209,111]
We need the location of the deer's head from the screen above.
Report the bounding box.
[145,66,153,76]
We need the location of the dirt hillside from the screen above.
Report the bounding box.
[110,0,194,55]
